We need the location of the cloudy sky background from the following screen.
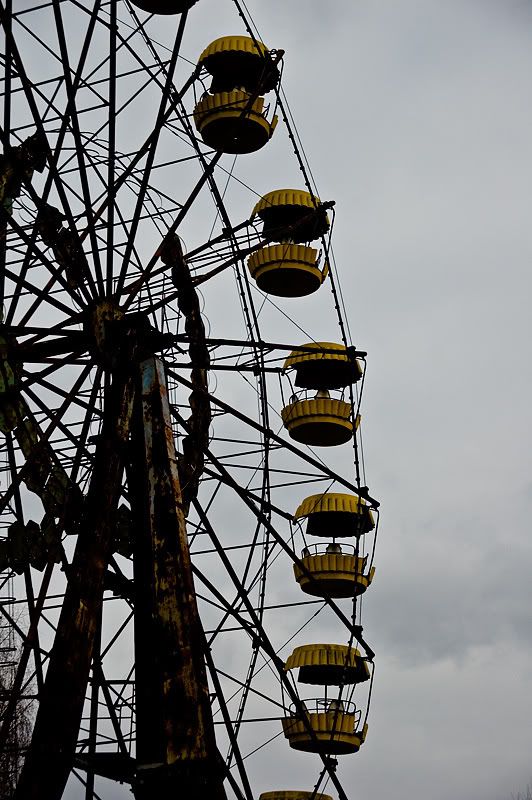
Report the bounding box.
[7,0,532,798]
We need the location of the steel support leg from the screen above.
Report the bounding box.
[14,360,136,799]
[131,356,225,800]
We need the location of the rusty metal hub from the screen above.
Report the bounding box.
[86,300,125,365]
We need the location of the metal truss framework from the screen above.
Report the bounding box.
[0,2,380,799]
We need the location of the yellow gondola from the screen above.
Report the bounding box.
[248,189,331,296]
[294,545,375,598]
[282,700,368,754]
[284,342,362,389]
[247,243,326,296]
[193,36,279,154]
[281,393,354,447]
[295,492,375,536]
[194,91,278,154]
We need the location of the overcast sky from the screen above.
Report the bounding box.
[6,1,532,798]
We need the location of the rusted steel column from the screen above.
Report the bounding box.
[14,359,136,800]
[131,356,225,800]
[161,234,211,516]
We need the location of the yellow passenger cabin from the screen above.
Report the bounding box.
[282,699,368,755]
[248,189,330,296]
[247,242,325,297]
[294,543,375,598]
[281,391,355,447]
[281,646,370,752]
[193,36,279,154]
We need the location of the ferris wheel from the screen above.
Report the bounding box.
[0,2,381,799]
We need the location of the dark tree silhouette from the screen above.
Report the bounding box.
[512,786,532,800]
[0,606,32,798]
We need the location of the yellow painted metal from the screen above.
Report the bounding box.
[194,91,267,121]
[281,398,352,446]
[284,643,369,686]
[296,492,369,518]
[259,793,333,800]
[294,552,375,598]
[193,91,277,154]
[284,341,362,388]
[253,189,320,217]
[247,244,327,297]
[252,189,330,242]
[282,714,367,755]
[285,341,346,368]
[198,35,270,66]
[294,492,375,534]
[285,643,363,671]
[197,36,279,95]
